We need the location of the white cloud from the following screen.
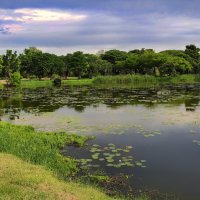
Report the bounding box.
[0,8,87,24]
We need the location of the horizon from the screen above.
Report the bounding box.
[0,0,200,54]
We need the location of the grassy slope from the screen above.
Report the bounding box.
[0,122,149,200]
[0,123,149,200]
[0,122,89,178]
[0,153,120,200]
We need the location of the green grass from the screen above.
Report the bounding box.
[20,79,93,88]
[0,123,149,200]
[93,74,200,85]
[4,75,200,89]
[0,153,123,200]
[0,83,3,89]
[93,75,158,84]
[162,74,200,83]
[0,122,89,178]
[21,80,53,88]
[62,79,93,86]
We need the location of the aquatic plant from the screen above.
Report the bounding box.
[193,140,200,146]
[78,143,146,170]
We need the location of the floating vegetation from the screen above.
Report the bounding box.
[78,144,146,170]
[133,124,161,137]
[190,130,197,134]
[193,140,200,146]
[162,121,176,126]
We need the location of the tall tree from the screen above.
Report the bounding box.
[185,44,200,61]
[185,44,200,73]
[67,51,88,78]
[2,50,20,79]
[0,56,3,76]
[101,50,128,64]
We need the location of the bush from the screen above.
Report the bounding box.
[51,74,60,80]
[9,72,21,86]
[51,74,62,86]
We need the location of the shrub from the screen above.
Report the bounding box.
[51,74,62,86]
[51,74,60,80]
[9,72,21,86]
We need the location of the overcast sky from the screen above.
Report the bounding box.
[0,0,200,54]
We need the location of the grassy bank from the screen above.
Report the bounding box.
[20,79,93,88]
[0,122,89,178]
[21,80,53,88]
[0,79,93,89]
[93,74,200,85]
[2,75,200,89]
[0,153,124,200]
[0,122,149,200]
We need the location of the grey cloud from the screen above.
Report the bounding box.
[0,10,200,54]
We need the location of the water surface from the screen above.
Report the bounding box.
[1,84,200,199]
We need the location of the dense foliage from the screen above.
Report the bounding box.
[0,44,200,80]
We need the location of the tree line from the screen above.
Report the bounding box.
[0,44,200,81]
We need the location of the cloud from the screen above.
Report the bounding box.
[0,5,200,54]
[0,8,87,24]
[0,0,200,17]
[0,27,9,34]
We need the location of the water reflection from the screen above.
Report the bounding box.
[1,84,200,115]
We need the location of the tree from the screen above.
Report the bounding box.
[20,47,42,77]
[185,45,200,73]
[9,72,21,86]
[86,54,112,77]
[2,50,20,79]
[185,44,200,60]
[101,50,128,64]
[0,56,3,77]
[114,54,139,74]
[67,51,88,78]
[126,51,163,75]
[20,48,65,78]
[129,48,154,55]
[159,56,192,76]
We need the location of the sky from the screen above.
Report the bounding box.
[0,0,200,54]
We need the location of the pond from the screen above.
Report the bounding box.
[1,84,200,199]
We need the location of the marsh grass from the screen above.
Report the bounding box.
[93,74,200,85]
[62,79,93,85]
[93,75,158,85]
[0,122,89,178]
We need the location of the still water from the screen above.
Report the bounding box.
[1,84,200,199]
